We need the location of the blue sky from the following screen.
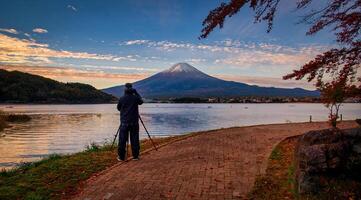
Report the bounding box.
[0,0,335,89]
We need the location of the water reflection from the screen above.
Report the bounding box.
[0,103,360,169]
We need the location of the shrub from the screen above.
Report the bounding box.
[6,114,31,122]
[356,119,361,126]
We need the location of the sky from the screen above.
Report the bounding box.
[0,0,337,89]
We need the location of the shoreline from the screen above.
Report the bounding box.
[1,102,361,105]
[0,120,358,200]
[0,119,357,170]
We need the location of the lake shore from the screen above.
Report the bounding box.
[1,103,360,168]
[0,134,191,200]
[0,121,358,200]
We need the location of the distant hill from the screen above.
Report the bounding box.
[0,69,117,103]
[103,63,319,98]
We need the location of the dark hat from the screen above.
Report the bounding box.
[125,83,132,89]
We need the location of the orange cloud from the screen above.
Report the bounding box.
[0,65,317,90]
[0,65,150,89]
[215,74,316,90]
[0,33,119,65]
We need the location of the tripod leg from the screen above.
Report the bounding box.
[139,115,158,151]
[111,126,120,149]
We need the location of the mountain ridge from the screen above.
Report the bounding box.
[102,63,319,98]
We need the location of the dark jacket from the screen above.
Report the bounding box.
[117,89,143,124]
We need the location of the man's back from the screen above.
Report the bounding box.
[117,91,143,124]
[116,85,143,161]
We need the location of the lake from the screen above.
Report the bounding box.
[0,103,360,169]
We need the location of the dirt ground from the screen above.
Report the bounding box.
[71,121,358,200]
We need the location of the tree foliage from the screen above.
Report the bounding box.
[201,0,360,127]
[0,69,117,103]
[319,79,354,127]
[200,0,360,93]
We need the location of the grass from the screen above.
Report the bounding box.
[248,136,298,200]
[356,118,361,126]
[269,146,282,160]
[0,133,197,200]
[0,117,7,131]
[287,163,299,199]
[0,110,7,131]
[5,114,31,122]
[249,135,361,200]
[0,110,31,131]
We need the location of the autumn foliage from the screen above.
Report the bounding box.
[201,0,360,126]
[319,80,355,127]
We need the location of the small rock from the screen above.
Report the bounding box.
[232,191,241,197]
[353,144,361,154]
[104,193,113,200]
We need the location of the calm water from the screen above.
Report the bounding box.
[0,103,360,169]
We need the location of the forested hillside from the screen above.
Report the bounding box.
[0,69,117,103]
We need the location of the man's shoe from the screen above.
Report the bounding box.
[133,157,140,161]
[117,157,125,162]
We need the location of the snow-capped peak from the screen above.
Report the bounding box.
[163,63,199,73]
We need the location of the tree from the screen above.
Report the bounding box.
[200,0,360,126]
[319,80,351,127]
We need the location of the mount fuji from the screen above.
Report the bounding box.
[102,63,319,98]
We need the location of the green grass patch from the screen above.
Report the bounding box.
[0,110,31,131]
[0,110,8,131]
[287,163,299,199]
[249,135,361,200]
[5,114,31,122]
[270,146,282,160]
[0,117,7,131]
[248,136,298,200]
[356,118,361,126]
[0,133,196,200]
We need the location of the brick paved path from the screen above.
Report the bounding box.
[73,121,356,200]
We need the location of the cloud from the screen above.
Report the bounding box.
[32,28,48,34]
[77,64,159,72]
[120,39,328,74]
[123,40,149,45]
[0,33,121,65]
[0,65,149,79]
[120,39,326,55]
[0,65,150,89]
[211,42,327,75]
[215,51,310,67]
[0,28,18,34]
[67,5,77,12]
[113,55,138,62]
[120,40,195,51]
[0,65,315,90]
[121,38,327,53]
[216,74,315,90]
[185,58,206,64]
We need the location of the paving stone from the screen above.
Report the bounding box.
[72,121,356,200]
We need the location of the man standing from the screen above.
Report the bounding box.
[117,83,143,161]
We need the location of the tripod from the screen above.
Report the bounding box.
[111,115,158,151]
